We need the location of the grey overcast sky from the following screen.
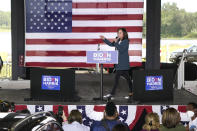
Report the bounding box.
[145,0,197,13]
[0,0,197,12]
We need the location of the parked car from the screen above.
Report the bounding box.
[169,45,197,63]
[0,112,63,131]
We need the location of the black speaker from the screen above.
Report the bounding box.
[30,68,75,101]
[133,69,173,102]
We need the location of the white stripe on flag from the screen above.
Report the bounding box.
[25,32,142,39]
[73,0,144,3]
[25,44,142,51]
[25,56,142,62]
[27,105,36,114]
[73,8,144,15]
[170,105,178,110]
[86,105,103,121]
[125,105,137,125]
[72,20,143,27]
[68,105,77,113]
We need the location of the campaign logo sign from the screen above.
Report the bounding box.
[41,75,60,90]
[145,76,163,91]
[86,51,118,64]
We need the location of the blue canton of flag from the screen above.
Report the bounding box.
[77,106,95,127]
[26,0,72,32]
[161,105,170,114]
[119,106,128,123]
[35,105,45,112]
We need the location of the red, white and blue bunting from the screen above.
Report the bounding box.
[14,105,188,130]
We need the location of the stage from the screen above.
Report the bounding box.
[0,73,197,105]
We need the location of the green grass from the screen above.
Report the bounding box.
[184,32,197,39]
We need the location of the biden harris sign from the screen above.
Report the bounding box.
[145,76,163,91]
[86,51,118,64]
[41,75,60,91]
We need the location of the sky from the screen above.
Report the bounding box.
[0,0,197,12]
[161,0,197,12]
[145,0,197,13]
[0,0,10,12]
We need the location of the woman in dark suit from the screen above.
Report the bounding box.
[99,28,133,100]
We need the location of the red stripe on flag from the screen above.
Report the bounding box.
[26,39,142,44]
[25,62,142,67]
[26,50,142,56]
[72,27,142,32]
[178,105,187,113]
[14,105,28,112]
[26,51,86,56]
[72,14,143,20]
[94,106,106,112]
[72,2,144,8]
[129,106,152,130]
[129,50,142,56]
[130,62,142,67]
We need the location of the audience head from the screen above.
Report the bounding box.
[162,108,181,129]
[112,124,128,131]
[143,112,160,131]
[68,110,82,124]
[0,101,11,112]
[187,102,196,111]
[104,102,118,120]
[193,104,197,116]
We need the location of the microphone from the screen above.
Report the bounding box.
[114,36,120,42]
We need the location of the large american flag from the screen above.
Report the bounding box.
[25,0,144,67]
[14,105,189,130]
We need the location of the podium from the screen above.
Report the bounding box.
[86,51,118,101]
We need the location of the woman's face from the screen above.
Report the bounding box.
[117,30,124,40]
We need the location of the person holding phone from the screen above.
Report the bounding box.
[99,28,133,100]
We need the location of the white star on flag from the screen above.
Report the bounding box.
[78,109,83,113]
[89,121,93,126]
[162,106,168,110]
[119,117,124,122]
[82,118,86,121]
[37,106,43,112]
[121,110,127,115]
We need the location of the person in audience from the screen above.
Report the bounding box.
[180,102,197,128]
[91,102,129,131]
[62,109,89,131]
[141,112,160,131]
[187,104,197,131]
[112,124,128,131]
[187,102,196,111]
[0,100,11,112]
[160,108,186,131]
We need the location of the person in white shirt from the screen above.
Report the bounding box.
[62,109,89,131]
[188,104,197,131]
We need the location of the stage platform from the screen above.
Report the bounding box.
[0,73,197,105]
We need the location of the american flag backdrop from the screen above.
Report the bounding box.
[14,105,189,130]
[25,0,144,67]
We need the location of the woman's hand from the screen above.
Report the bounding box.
[99,35,105,40]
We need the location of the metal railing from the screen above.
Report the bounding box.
[0,61,12,79]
